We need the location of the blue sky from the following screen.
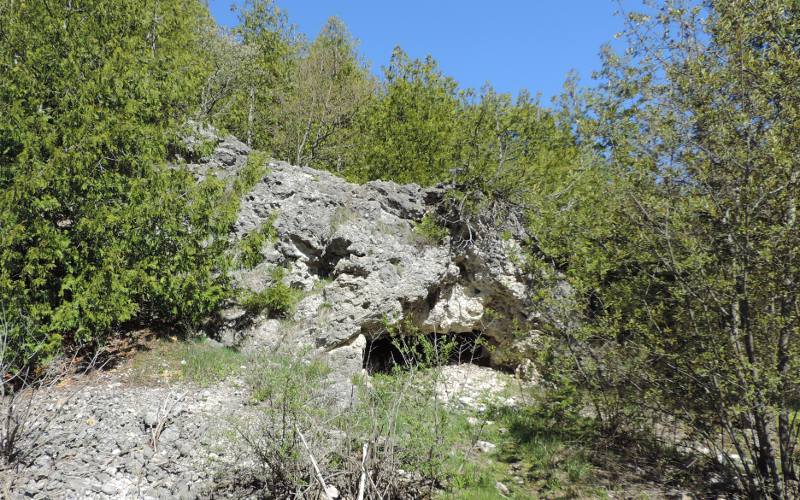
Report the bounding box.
[208,1,628,104]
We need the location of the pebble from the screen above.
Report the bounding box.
[143,411,159,428]
[11,377,254,498]
[495,481,510,496]
[475,440,497,453]
[160,427,180,444]
[101,483,119,495]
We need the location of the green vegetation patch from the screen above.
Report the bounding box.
[232,150,271,197]
[238,213,279,269]
[239,269,302,318]
[129,337,246,387]
[413,213,449,246]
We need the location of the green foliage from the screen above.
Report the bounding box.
[215,0,298,149]
[533,1,800,497]
[240,269,301,317]
[270,17,373,169]
[235,349,333,496]
[412,213,449,245]
[247,349,331,404]
[347,47,462,185]
[238,213,278,269]
[232,150,270,196]
[355,370,470,485]
[0,0,232,364]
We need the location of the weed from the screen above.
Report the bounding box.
[240,282,301,318]
[232,349,336,497]
[329,206,359,234]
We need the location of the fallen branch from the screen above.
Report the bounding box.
[295,424,332,500]
[357,442,369,500]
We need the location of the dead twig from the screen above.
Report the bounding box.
[356,442,368,500]
[295,423,333,500]
[150,391,186,452]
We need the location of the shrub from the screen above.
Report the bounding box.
[238,214,279,269]
[232,150,270,197]
[0,0,231,366]
[1,310,94,468]
[413,213,449,245]
[231,350,335,497]
[240,271,301,318]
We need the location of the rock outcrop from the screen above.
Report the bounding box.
[188,131,566,396]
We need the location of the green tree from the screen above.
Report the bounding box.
[537,1,800,497]
[348,47,462,185]
[271,17,373,170]
[447,86,579,242]
[0,0,233,363]
[219,0,297,149]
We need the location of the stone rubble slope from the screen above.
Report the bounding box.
[2,370,253,500]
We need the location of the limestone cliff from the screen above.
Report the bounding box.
[187,129,569,393]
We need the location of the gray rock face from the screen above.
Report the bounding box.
[190,134,566,394]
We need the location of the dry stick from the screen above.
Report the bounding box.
[151,392,186,452]
[356,442,369,500]
[295,424,332,500]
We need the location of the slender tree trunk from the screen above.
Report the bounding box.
[247,86,255,147]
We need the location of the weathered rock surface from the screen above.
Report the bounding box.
[187,130,566,395]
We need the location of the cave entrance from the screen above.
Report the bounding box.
[363,331,491,374]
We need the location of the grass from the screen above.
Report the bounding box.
[223,344,671,498]
[128,337,246,387]
[433,387,610,499]
[329,206,359,234]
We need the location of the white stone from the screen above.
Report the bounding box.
[422,283,485,333]
[475,440,496,453]
[495,481,510,496]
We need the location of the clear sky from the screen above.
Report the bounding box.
[208,1,627,104]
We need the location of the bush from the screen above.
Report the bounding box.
[0,0,231,366]
[228,333,490,499]
[232,150,270,197]
[238,214,278,269]
[240,270,301,318]
[413,213,449,245]
[1,310,94,468]
[231,349,335,497]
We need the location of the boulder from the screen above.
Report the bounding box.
[188,134,571,398]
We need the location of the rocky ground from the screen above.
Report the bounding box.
[1,361,255,500]
[2,352,525,500]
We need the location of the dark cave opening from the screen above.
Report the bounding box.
[363,331,492,374]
